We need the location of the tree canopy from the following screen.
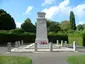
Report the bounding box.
[21,18,36,33]
[70,11,76,30]
[46,19,61,33]
[60,20,71,32]
[77,24,84,31]
[0,9,16,30]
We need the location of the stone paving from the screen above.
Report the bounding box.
[11,43,74,52]
[0,45,85,64]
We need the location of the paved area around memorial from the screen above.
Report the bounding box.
[11,43,74,52]
[0,46,85,64]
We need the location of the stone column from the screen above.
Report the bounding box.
[15,41,18,48]
[65,41,67,45]
[18,41,20,47]
[73,41,76,51]
[64,41,67,46]
[56,40,59,45]
[35,43,37,52]
[35,12,48,45]
[50,42,53,52]
[7,42,11,52]
[61,40,63,47]
[21,40,23,45]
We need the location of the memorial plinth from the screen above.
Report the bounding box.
[35,12,48,45]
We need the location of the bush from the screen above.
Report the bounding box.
[68,31,84,46]
[67,29,74,33]
[2,29,85,46]
[0,30,69,45]
[21,32,35,43]
[0,56,32,64]
[48,32,68,43]
[0,30,35,45]
[21,32,35,36]
[68,36,83,46]
[9,28,25,35]
[48,32,67,36]
[0,30,9,34]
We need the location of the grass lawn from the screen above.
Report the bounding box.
[67,55,85,64]
[0,56,32,64]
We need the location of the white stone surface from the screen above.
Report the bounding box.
[11,43,74,52]
[24,43,35,48]
[11,48,74,52]
[15,41,18,48]
[56,40,59,45]
[35,12,48,44]
[61,40,63,47]
[21,40,23,45]
[50,42,53,52]
[35,43,37,52]
[18,41,20,46]
[73,41,76,51]
[7,42,11,52]
[64,41,67,45]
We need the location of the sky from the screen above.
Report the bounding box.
[0,0,85,27]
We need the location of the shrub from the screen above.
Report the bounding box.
[1,29,85,46]
[68,31,84,46]
[9,28,25,35]
[21,32,35,36]
[68,36,83,46]
[48,32,68,43]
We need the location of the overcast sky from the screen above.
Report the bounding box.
[0,0,85,27]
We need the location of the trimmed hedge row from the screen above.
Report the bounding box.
[0,33,35,45]
[0,29,85,46]
[0,33,68,45]
[48,35,68,43]
[68,36,83,46]
[0,33,85,46]
[68,32,85,46]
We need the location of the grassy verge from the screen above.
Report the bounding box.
[0,56,32,64]
[67,55,85,64]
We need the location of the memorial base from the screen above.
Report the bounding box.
[35,38,48,44]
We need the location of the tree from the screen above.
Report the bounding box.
[46,19,61,33]
[0,9,16,30]
[77,24,84,31]
[70,11,76,30]
[21,18,36,33]
[82,24,85,30]
[60,20,71,32]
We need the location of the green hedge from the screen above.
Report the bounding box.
[2,29,85,46]
[68,32,85,46]
[48,35,68,43]
[0,56,32,64]
[68,36,83,46]
[0,31,68,45]
[48,32,68,43]
[0,33,35,45]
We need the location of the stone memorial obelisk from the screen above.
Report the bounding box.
[35,12,48,45]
